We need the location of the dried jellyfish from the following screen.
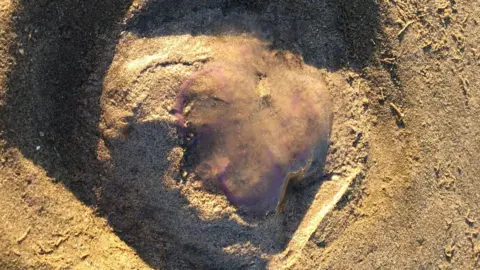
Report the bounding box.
[172,46,332,214]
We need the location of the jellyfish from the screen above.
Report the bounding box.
[172,45,332,214]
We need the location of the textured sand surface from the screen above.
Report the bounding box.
[1,0,479,269]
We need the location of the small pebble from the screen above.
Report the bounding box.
[213,205,223,215]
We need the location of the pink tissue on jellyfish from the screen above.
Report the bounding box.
[174,70,287,210]
[173,65,230,133]
[216,148,287,209]
[171,58,331,213]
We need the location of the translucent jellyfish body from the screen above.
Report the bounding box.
[173,46,332,214]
